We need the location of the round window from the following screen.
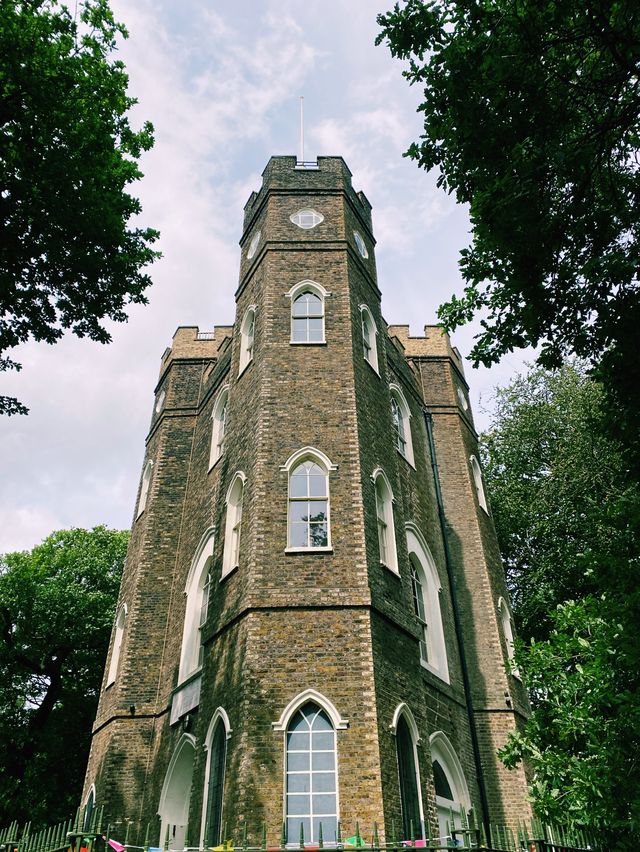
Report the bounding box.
[354,231,368,259]
[290,209,324,229]
[247,230,261,260]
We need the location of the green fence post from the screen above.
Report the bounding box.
[372,823,379,850]
[281,821,287,849]
[318,823,323,850]
[298,822,304,850]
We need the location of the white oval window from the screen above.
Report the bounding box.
[354,230,368,259]
[457,387,469,411]
[247,230,261,260]
[290,209,324,229]
[155,389,166,414]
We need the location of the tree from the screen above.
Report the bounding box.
[0,526,128,828]
[480,363,640,844]
[376,0,640,426]
[1,0,159,416]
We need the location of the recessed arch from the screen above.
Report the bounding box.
[359,305,379,374]
[200,709,231,848]
[272,688,349,732]
[391,703,425,839]
[389,384,415,467]
[222,473,246,577]
[389,702,421,744]
[83,784,96,831]
[158,734,196,851]
[429,732,471,841]
[178,530,215,683]
[372,468,398,573]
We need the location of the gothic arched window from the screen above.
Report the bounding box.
[178,531,215,683]
[136,459,153,518]
[430,732,471,844]
[407,526,449,682]
[373,469,398,573]
[288,459,329,549]
[390,384,414,466]
[498,596,520,677]
[210,387,229,468]
[286,702,338,845]
[392,707,424,841]
[470,455,488,513]
[239,307,256,375]
[201,710,230,848]
[222,474,245,577]
[106,603,127,686]
[360,305,379,373]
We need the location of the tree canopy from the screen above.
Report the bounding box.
[0,0,159,416]
[480,364,640,844]
[0,526,128,828]
[376,0,640,420]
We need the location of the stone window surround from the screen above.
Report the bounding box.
[389,383,416,468]
[222,472,246,578]
[239,306,257,375]
[371,467,398,574]
[209,385,229,470]
[285,280,330,346]
[359,304,379,374]
[199,707,232,849]
[281,447,337,553]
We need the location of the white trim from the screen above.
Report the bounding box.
[372,468,399,574]
[429,731,472,812]
[84,783,96,807]
[209,386,229,470]
[470,455,489,514]
[239,306,257,375]
[106,602,127,686]
[178,530,215,683]
[498,596,521,678]
[158,733,196,849]
[199,709,231,848]
[272,688,349,731]
[285,279,331,301]
[281,446,337,473]
[183,529,216,595]
[136,459,154,518]
[389,702,422,744]
[225,470,247,503]
[289,209,324,230]
[406,524,450,683]
[222,473,245,578]
[389,384,415,468]
[359,305,379,375]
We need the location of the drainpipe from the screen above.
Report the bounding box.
[423,408,492,840]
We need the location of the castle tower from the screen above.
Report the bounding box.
[84,156,530,846]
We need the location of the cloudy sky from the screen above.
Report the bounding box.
[0,0,529,554]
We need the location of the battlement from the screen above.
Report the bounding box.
[243,155,372,234]
[386,325,465,375]
[160,325,233,376]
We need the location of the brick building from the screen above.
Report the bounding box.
[83,156,530,847]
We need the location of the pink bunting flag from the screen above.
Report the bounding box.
[108,841,125,852]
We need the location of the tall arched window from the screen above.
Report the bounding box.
[373,469,398,573]
[178,531,215,683]
[286,281,329,345]
[390,385,415,466]
[283,448,335,550]
[286,702,338,845]
[470,455,488,513]
[239,307,256,374]
[106,603,127,686]
[200,710,230,848]
[360,306,379,373]
[158,734,195,852]
[222,474,245,577]
[392,706,424,841]
[136,459,153,518]
[429,732,471,844]
[209,387,229,468]
[498,596,520,677]
[407,526,449,682]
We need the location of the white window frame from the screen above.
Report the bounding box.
[136,459,154,518]
[429,732,471,845]
[470,455,488,513]
[372,468,398,574]
[285,280,329,345]
[498,596,520,678]
[106,603,127,687]
[199,708,232,849]
[406,525,449,683]
[239,306,256,375]
[389,384,415,467]
[209,386,229,469]
[158,733,196,852]
[359,305,379,374]
[222,473,246,578]
[290,209,324,229]
[281,447,337,553]
[246,229,261,260]
[353,230,369,259]
[178,530,215,684]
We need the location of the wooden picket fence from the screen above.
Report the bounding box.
[0,804,603,852]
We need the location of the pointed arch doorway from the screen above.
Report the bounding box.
[158,735,195,850]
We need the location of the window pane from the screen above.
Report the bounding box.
[287,819,310,845]
[287,774,311,793]
[290,710,309,732]
[312,772,336,792]
[314,817,337,844]
[309,523,328,548]
[308,318,323,341]
[312,732,334,750]
[288,752,310,771]
[308,501,327,522]
[290,472,308,498]
[308,474,327,498]
[290,501,310,522]
[292,317,308,341]
[290,523,309,548]
[287,731,310,750]
[287,794,310,816]
[312,794,336,815]
[312,710,332,731]
[312,751,335,771]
